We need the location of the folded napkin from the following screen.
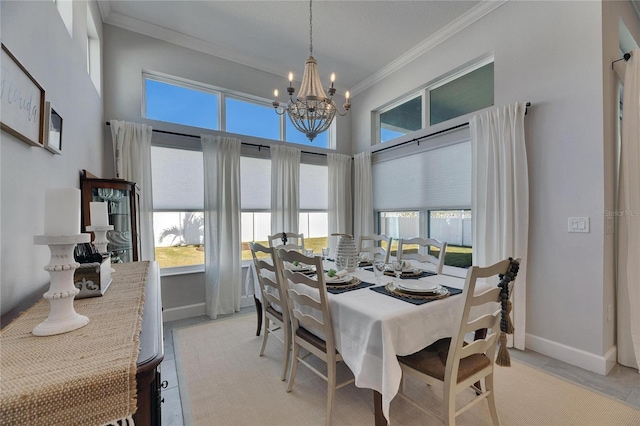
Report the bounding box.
[325,269,348,281]
[285,261,311,270]
[401,260,412,268]
[358,252,374,262]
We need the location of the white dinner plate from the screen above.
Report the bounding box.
[325,274,352,284]
[287,264,314,272]
[395,280,444,294]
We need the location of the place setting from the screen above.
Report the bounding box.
[323,268,374,294]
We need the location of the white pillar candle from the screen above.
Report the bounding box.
[89,201,109,226]
[44,188,81,236]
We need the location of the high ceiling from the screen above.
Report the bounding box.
[98,1,497,94]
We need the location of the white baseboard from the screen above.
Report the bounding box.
[525,333,617,375]
[163,303,206,322]
[163,296,255,322]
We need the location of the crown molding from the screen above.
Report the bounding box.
[97,1,111,23]
[633,0,640,19]
[350,0,508,96]
[100,8,284,79]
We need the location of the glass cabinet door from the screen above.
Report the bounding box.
[81,170,140,263]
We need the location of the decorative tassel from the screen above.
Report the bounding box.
[505,300,515,334]
[495,332,511,367]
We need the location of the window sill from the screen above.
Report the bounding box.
[159,261,253,277]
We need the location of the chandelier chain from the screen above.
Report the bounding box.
[309,0,313,56]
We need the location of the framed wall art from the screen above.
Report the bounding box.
[1,43,45,147]
[43,101,63,154]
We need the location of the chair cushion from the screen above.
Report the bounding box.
[266,305,283,322]
[398,338,491,383]
[296,327,338,354]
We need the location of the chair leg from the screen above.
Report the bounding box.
[443,383,456,426]
[281,322,291,381]
[325,360,337,426]
[259,316,270,356]
[287,342,300,392]
[485,373,500,426]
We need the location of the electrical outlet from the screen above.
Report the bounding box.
[568,217,590,233]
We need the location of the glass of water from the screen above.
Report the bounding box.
[373,261,385,285]
[321,247,330,259]
[304,248,314,257]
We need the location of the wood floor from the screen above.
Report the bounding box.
[160,309,640,425]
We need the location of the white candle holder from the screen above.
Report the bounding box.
[32,234,91,336]
[86,225,114,254]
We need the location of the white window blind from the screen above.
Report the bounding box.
[300,163,328,210]
[241,156,271,210]
[372,141,471,211]
[151,146,204,211]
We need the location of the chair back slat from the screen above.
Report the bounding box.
[397,237,447,274]
[250,242,287,314]
[464,311,500,335]
[294,310,325,333]
[358,234,392,263]
[269,232,305,252]
[288,288,323,312]
[469,287,501,307]
[459,333,498,359]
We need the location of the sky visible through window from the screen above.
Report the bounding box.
[145,77,329,148]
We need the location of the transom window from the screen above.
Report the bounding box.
[143,72,330,148]
[375,59,494,144]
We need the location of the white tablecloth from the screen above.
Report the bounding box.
[248,262,496,421]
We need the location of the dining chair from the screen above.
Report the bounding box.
[250,242,291,381]
[396,257,521,426]
[397,237,447,274]
[274,248,355,426]
[268,231,305,252]
[357,234,392,264]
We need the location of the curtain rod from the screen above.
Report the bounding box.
[372,102,531,156]
[612,52,632,69]
[104,122,327,157]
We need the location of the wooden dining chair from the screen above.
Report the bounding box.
[357,234,392,264]
[268,231,305,252]
[250,242,291,381]
[397,237,447,274]
[274,248,355,426]
[396,257,521,426]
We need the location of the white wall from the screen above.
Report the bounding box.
[1,1,104,315]
[351,1,621,373]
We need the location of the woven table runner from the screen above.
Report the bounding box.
[0,261,149,426]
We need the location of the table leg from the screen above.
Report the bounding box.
[254,296,263,336]
[373,390,387,426]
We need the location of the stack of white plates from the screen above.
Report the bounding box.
[395,280,447,295]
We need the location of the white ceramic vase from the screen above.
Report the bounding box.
[333,234,358,272]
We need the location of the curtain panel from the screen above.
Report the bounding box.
[470,102,529,350]
[201,135,242,319]
[354,151,373,244]
[109,120,155,261]
[270,145,301,235]
[328,153,352,252]
[617,49,640,370]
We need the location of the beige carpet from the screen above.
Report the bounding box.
[174,314,640,426]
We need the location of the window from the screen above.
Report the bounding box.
[379,95,422,143]
[143,72,333,149]
[241,156,271,260]
[299,162,329,252]
[86,6,100,94]
[55,0,73,37]
[144,77,219,130]
[373,139,472,269]
[376,59,494,143]
[151,146,205,269]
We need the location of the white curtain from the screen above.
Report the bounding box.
[354,152,373,244]
[470,102,529,350]
[270,145,301,234]
[201,135,242,319]
[109,120,155,261]
[617,49,640,370]
[328,153,352,252]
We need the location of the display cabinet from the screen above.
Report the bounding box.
[80,170,141,263]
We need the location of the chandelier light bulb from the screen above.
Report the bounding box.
[274,89,279,98]
[288,72,294,84]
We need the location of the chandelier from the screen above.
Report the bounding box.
[272,0,350,142]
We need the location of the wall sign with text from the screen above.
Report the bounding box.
[1,43,45,147]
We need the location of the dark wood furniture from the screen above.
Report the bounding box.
[80,169,141,263]
[0,262,164,425]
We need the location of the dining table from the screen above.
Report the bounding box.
[244,258,497,425]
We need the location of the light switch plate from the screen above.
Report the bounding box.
[568,217,590,233]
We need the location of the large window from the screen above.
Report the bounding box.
[151,146,205,269]
[143,73,331,148]
[376,59,494,143]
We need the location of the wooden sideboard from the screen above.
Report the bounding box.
[1,262,164,425]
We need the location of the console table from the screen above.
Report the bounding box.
[0,261,163,425]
